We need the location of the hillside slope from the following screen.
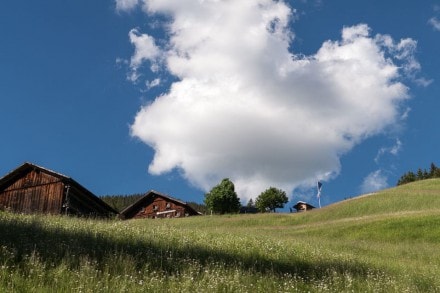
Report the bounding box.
[0,179,439,292]
[290,178,440,224]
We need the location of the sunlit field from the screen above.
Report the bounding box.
[1,179,440,292]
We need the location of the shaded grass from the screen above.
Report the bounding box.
[0,213,374,280]
[1,179,440,291]
[0,212,436,292]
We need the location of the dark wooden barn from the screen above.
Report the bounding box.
[0,162,118,217]
[292,201,316,212]
[119,190,201,219]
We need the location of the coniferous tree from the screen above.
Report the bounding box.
[100,193,144,212]
[187,202,208,214]
[423,169,430,179]
[416,168,424,180]
[397,162,440,186]
[434,168,440,178]
[397,171,416,186]
[430,163,440,178]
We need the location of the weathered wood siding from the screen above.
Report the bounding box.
[0,169,64,214]
[0,163,118,217]
[132,196,190,219]
[65,186,112,217]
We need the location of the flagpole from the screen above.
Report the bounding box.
[317,181,322,208]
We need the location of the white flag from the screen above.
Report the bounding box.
[317,181,323,198]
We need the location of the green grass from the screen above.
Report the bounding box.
[1,179,440,292]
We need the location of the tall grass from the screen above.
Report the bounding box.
[1,179,440,292]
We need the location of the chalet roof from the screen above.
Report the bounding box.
[0,162,118,215]
[120,190,202,217]
[292,201,316,209]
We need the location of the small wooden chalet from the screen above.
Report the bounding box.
[292,201,315,212]
[0,162,118,217]
[119,190,201,219]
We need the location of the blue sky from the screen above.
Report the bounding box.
[1,1,439,210]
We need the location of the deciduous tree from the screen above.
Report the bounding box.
[204,178,241,214]
[255,187,288,213]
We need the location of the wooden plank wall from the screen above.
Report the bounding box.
[0,170,64,214]
[132,196,189,219]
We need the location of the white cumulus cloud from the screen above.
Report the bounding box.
[361,170,388,194]
[115,0,139,12]
[429,17,440,31]
[125,0,419,201]
[127,28,161,82]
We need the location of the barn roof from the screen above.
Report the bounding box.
[120,190,201,217]
[0,162,69,185]
[0,162,118,215]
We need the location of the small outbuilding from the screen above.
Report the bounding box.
[292,201,315,212]
[239,206,259,214]
[119,190,201,219]
[0,162,118,217]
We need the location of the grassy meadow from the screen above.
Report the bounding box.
[1,179,440,292]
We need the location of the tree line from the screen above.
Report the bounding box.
[100,178,290,214]
[100,193,210,214]
[204,178,288,214]
[100,193,144,212]
[102,162,440,214]
[397,162,440,186]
